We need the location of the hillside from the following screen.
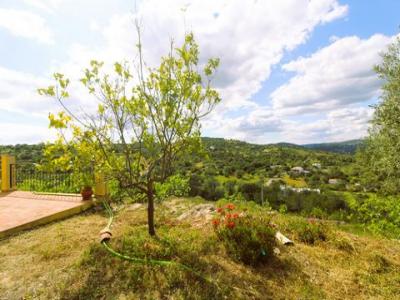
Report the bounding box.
[0,138,354,163]
[186,137,355,196]
[302,139,364,154]
[1,198,399,299]
[2,138,358,196]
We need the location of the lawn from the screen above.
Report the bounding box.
[1,198,399,299]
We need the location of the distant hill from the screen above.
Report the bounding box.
[202,137,363,154]
[199,137,353,175]
[302,139,364,154]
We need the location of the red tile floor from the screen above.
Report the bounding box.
[0,191,90,236]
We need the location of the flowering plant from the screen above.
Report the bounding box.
[212,203,277,265]
[212,203,240,229]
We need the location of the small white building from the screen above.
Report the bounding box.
[328,178,340,185]
[270,165,282,169]
[291,166,304,173]
[280,185,320,194]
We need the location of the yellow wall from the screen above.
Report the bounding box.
[95,173,107,198]
[1,154,16,192]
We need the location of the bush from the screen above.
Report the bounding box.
[265,188,349,218]
[106,178,133,202]
[238,182,260,202]
[201,177,224,201]
[288,218,329,245]
[155,174,190,200]
[212,203,277,265]
[188,173,203,196]
[278,204,287,214]
[346,193,400,237]
[224,179,237,196]
[308,207,327,219]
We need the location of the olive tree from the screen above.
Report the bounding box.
[356,36,400,194]
[39,32,220,235]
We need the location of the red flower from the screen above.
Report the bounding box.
[217,207,224,214]
[225,213,232,219]
[226,221,236,229]
[232,213,239,219]
[212,219,220,227]
[226,203,235,210]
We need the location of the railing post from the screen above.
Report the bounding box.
[94,173,107,199]
[1,154,16,192]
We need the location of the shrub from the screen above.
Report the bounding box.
[212,203,277,265]
[224,179,237,196]
[308,207,326,219]
[201,177,224,201]
[288,218,329,245]
[155,174,190,200]
[238,182,260,202]
[279,204,288,214]
[235,170,244,178]
[107,178,130,202]
[346,193,400,237]
[188,173,203,196]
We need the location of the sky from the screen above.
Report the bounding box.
[0,0,399,145]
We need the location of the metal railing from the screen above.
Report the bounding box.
[16,162,93,193]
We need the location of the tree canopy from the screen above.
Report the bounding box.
[38,32,221,235]
[357,36,400,194]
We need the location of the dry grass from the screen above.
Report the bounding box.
[0,198,399,299]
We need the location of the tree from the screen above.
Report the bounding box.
[38,31,220,235]
[356,36,400,194]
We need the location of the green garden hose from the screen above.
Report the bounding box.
[100,200,216,285]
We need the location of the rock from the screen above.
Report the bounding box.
[177,204,215,222]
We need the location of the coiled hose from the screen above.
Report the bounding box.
[100,200,216,285]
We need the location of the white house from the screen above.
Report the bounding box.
[291,166,304,173]
[328,178,340,185]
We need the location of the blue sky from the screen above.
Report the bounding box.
[0,0,398,145]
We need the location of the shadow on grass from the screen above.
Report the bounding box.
[59,219,321,300]
[59,236,227,299]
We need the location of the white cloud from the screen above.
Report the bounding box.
[55,0,348,112]
[0,8,54,44]
[22,0,61,14]
[281,107,373,144]
[271,34,392,115]
[1,0,355,144]
[0,66,55,116]
[203,106,284,143]
[0,122,55,144]
[210,33,390,143]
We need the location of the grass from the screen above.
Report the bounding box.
[1,198,399,299]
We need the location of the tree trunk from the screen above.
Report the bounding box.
[147,185,156,236]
